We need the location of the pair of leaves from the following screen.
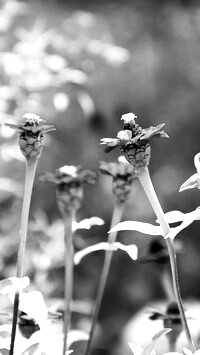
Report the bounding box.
[109,208,200,240]
[74,241,138,264]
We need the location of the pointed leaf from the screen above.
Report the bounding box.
[109,221,163,236]
[183,348,193,355]
[74,242,138,264]
[151,328,171,341]
[179,173,199,192]
[74,243,118,265]
[0,276,29,295]
[164,208,200,240]
[19,291,48,330]
[142,329,171,355]
[159,210,186,223]
[194,153,200,174]
[128,343,143,355]
[68,330,89,347]
[0,350,9,355]
[73,217,104,231]
[113,242,138,260]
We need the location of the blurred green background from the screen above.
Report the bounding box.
[1,0,200,353]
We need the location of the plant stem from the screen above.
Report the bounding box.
[9,158,38,355]
[62,210,76,355]
[138,166,196,352]
[84,202,124,355]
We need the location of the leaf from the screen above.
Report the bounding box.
[113,242,138,260]
[67,330,89,346]
[74,241,138,264]
[142,329,171,355]
[109,221,163,236]
[164,208,200,240]
[128,343,143,355]
[179,173,199,192]
[159,210,187,223]
[73,217,104,232]
[194,152,200,174]
[0,276,30,295]
[0,350,9,355]
[19,291,48,330]
[74,242,118,265]
[151,328,171,342]
[183,348,193,355]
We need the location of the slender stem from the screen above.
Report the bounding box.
[9,158,37,355]
[84,202,124,355]
[9,292,19,355]
[17,159,37,278]
[161,266,175,302]
[62,210,76,355]
[138,166,196,352]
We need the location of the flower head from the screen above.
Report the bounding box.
[100,112,168,169]
[5,113,55,160]
[99,155,137,203]
[40,165,96,213]
[179,153,200,192]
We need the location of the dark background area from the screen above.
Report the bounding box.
[1,0,200,353]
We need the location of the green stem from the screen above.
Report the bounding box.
[9,158,38,355]
[161,267,175,302]
[62,210,76,355]
[138,166,196,352]
[84,202,124,355]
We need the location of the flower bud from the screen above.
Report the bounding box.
[6,113,55,161]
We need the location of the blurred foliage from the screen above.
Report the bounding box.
[1,0,200,354]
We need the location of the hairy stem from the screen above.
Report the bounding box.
[84,202,124,355]
[9,158,37,355]
[138,166,196,352]
[62,210,76,355]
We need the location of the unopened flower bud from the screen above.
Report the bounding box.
[40,165,96,214]
[6,113,55,161]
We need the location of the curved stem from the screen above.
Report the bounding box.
[138,166,196,352]
[84,202,124,355]
[62,210,76,355]
[9,158,38,355]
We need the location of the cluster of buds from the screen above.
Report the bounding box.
[41,165,96,214]
[99,156,136,203]
[6,113,55,160]
[101,113,168,170]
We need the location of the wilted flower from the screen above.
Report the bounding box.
[179,153,200,192]
[99,155,137,203]
[41,165,96,213]
[100,113,168,169]
[5,113,55,160]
